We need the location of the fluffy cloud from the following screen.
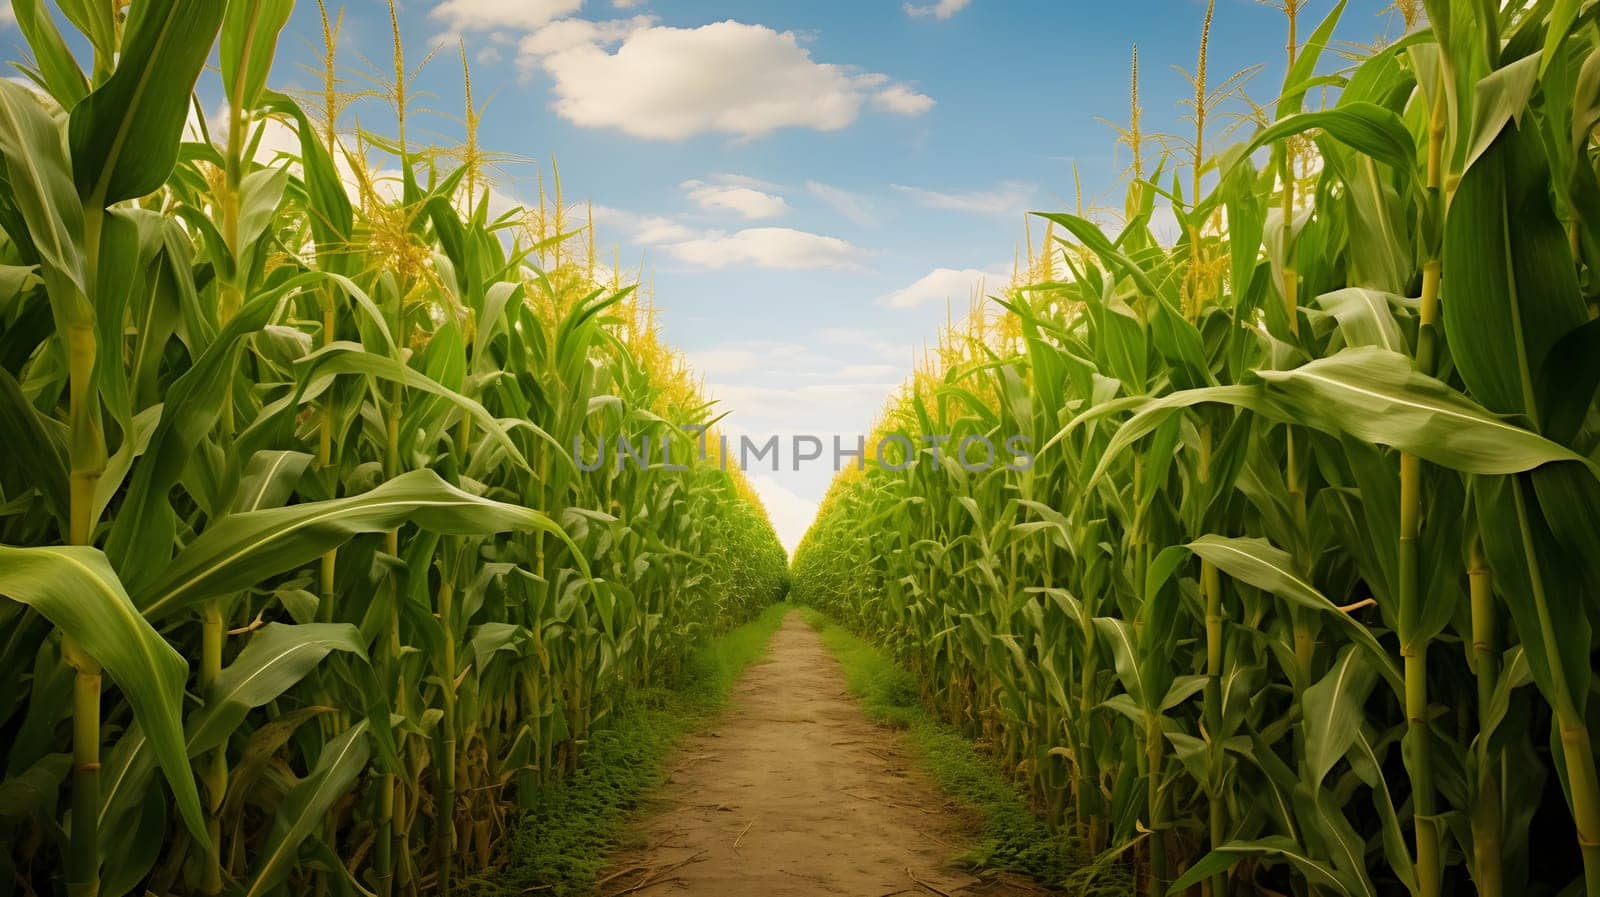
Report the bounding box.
[520,19,932,139]
[0,1,14,27]
[665,227,864,270]
[589,205,700,246]
[682,177,789,219]
[872,85,935,116]
[892,181,1035,216]
[878,267,1004,310]
[430,0,581,32]
[592,205,864,271]
[517,16,652,62]
[904,0,972,20]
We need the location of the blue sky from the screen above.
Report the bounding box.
[0,0,1401,550]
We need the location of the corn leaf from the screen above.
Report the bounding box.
[0,545,208,845]
[241,722,370,897]
[186,624,367,757]
[1252,347,1592,477]
[68,0,226,205]
[134,470,578,619]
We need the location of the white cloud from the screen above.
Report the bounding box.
[520,19,932,140]
[613,0,647,7]
[745,473,820,556]
[872,85,935,116]
[878,267,1004,310]
[665,227,864,270]
[590,204,700,245]
[904,0,971,20]
[682,177,789,219]
[593,204,863,271]
[0,1,15,27]
[892,181,1035,216]
[429,0,581,32]
[476,46,503,64]
[518,16,653,63]
[806,181,876,226]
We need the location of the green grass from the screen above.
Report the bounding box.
[801,609,1134,894]
[493,603,792,895]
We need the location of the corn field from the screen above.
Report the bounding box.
[0,3,786,897]
[793,1,1600,895]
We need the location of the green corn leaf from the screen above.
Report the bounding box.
[230,451,314,514]
[1079,386,1262,489]
[185,623,367,757]
[221,0,295,115]
[1093,617,1149,708]
[1543,0,1579,75]
[1312,289,1407,353]
[1160,675,1208,712]
[1170,837,1354,894]
[51,0,114,65]
[135,469,581,619]
[235,166,291,262]
[1242,104,1417,177]
[1252,347,1593,477]
[10,0,88,107]
[296,343,541,471]
[1463,54,1541,173]
[0,545,208,846]
[1278,0,1347,117]
[0,752,71,826]
[1475,475,1594,710]
[1187,536,1402,692]
[105,287,284,589]
[1036,211,1164,302]
[0,369,69,535]
[68,0,226,205]
[262,92,353,247]
[1301,647,1379,785]
[1537,318,1600,447]
[1347,731,1419,896]
[1442,125,1588,426]
[0,80,85,296]
[241,722,370,897]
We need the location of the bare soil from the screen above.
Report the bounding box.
[599,612,1039,897]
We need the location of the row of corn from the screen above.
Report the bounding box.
[0,3,787,897]
[793,1,1600,895]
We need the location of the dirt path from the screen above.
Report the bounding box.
[601,613,1032,897]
